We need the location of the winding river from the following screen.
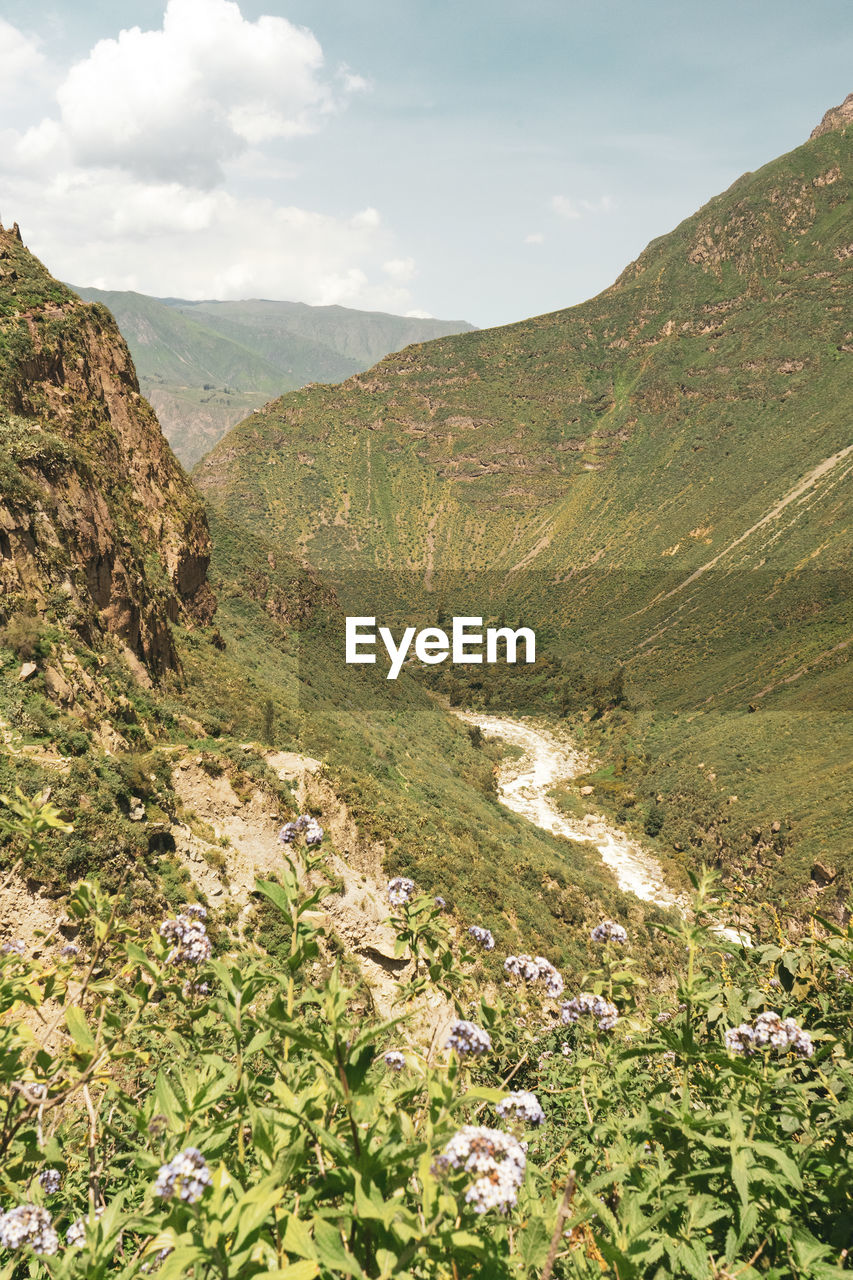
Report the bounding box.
[456,711,752,945]
[455,710,688,912]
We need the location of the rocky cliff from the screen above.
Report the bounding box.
[0,223,215,674]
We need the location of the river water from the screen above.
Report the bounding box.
[455,710,688,911]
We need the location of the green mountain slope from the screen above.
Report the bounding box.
[195,110,852,900]
[71,287,475,467]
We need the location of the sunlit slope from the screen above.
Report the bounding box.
[195,118,851,888]
[196,125,850,584]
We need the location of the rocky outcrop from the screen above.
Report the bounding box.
[0,224,215,674]
[809,92,853,139]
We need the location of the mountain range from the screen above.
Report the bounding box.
[195,100,852,902]
[70,287,475,466]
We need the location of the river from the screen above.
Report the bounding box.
[455,710,689,912]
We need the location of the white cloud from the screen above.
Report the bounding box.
[0,19,44,88]
[551,193,615,220]
[0,5,425,315]
[524,232,544,244]
[383,257,416,283]
[52,0,342,187]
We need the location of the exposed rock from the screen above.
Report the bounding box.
[811,861,837,887]
[0,225,216,675]
[43,665,72,704]
[810,93,853,140]
[579,784,594,796]
[17,661,37,681]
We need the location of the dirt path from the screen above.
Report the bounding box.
[455,711,687,911]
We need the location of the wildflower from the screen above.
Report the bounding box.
[590,920,628,944]
[59,943,79,960]
[560,992,619,1032]
[304,820,324,847]
[38,1169,61,1195]
[387,876,416,907]
[724,1010,813,1058]
[468,925,495,951]
[433,1125,526,1214]
[153,1148,212,1203]
[384,1050,406,1071]
[160,912,211,967]
[503,953,564,999]
[0,1205,59,1255]
[1,939,26,957]
[278,822,297,844]
[445,1019,491,1056]
[434,895,446,909]
[184,904,207,920]
[66,1206,103,1248]
[495,1091,545,1127]
[294,815,311,832]
[182,979,210,999]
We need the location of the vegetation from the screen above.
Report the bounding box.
[193,120,852,902]
[72,288,474,466]
[0,794,850,1278]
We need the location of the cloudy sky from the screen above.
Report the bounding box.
[1,1,850,327]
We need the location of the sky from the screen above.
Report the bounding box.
[0,1,850,327]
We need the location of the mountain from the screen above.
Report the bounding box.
[196,101,853,901]
[70,287,475,466]
[0,223,214,676]
[0,224,642,965]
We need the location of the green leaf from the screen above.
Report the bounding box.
[313,1220,366,1277]
[255,878,295,917]
[254,1266,319,1280]
[232,1181,284,1252]
[65,1006,95,1050]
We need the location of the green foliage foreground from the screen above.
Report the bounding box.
[0,795,851,1279]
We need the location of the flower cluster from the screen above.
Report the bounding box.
[153,1148,212,1203]
[495,1090,545,1127]
[304,818,324,847]
[0,1205,59,1255]
[59,943,79,961]
[387,877,416,907]
[38,1169,61,1195]
[279,815,324,846]
[434,895,446,909]
[655,1002,687,1025]
[468,925,495,951]
[503,953,564,998]
[66,1206,103,1248]
[433,1126,526,1214]
[724,1010,813,1058]
[445,1019,491,1056]
[561,992,619,1031]
[160,911,212,967]
[1,939,26,957]
[384,1050,405,1071]
[590,920,628,944]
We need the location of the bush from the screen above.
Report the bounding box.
[0,795,850,1278]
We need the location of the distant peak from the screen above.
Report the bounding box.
[810,91,853,139]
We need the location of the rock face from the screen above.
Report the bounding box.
[810,92,853,139]
[0,225,215,674]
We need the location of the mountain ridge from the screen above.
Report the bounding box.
[70,285,476,466]
[194,107,852,900]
